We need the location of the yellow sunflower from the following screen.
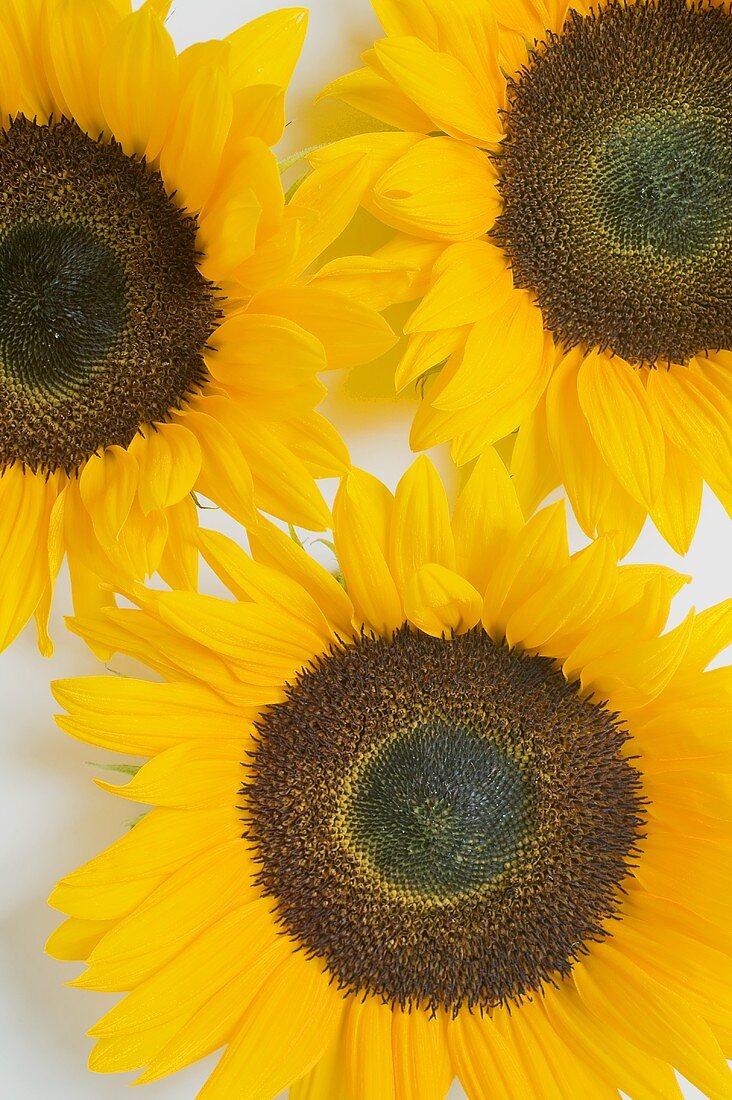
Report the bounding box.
[0,0,395,655]
[48,453,731,1098]
[314,0,732,556]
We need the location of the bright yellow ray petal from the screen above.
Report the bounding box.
[225,7,307,92]
[577,352,665,508]
[289,1028,344,1100]
[44,0,121,136]
[649,438,703,555]
[482,500,569,641]
[333,470,403,635]
[197,954,345,1100]
[505,536,617,653]
[390,456,456,596]
[371,137,499,242]
[678,598,732,674]
[248,517,355,637]
[94,739,242,811]
[323,64,434,132]
[404,563,483,636]
[46,917,116,962]
[88,901,277,1035]
[78,445,138,548]
[453,447,523,593]
[343,997,396,1100]
[509,395,560,517]
[98,7,178,160]
[647,364,732,497]
[0,467,57,652]
[405,240,512,333]
[248,286,396,370]
[372,0,441,44]
[449,1010,532,1099]
[396,328,467,393]
[159,63,233,212]
[374,36,502,146]
[392,1008,452,1100]
[177,407,258,525]
[135,932,294,1083]
[89,1018,185,1075]
[574,947,732,1099]
[128,423,201,515]
[543,980,683,1100]
[309,254,414,313]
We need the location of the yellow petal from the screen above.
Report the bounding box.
[343,997,396,1100]
[434,295,548,423]
[226,7,308,92]
[405,240,512,333]
[131,423,201,514]
[372,137,499,241]
[404,562,482,635]
[647,364,732,497]
[94,739,241,810]
[159,63,233,212]
[44,0,121,136]
[78,445,139,547]
[308,254,414,313]
[577,353,665,508]
[372,0,441,44]
[449,1010,530,1099]
[158,496,199,592]
[178,408,258,525]
[574,947,732,1100]
[545,348,614,537]
[207,312,325,392]
[198,955,344,1100]
[678,599,732,674]
[323,64,434,132]
[137,932,293,1082]
[333,470,403,635]
[392,1008,451,1100]
[34,483,66,657]
[248,286,396,370]
[197,188,262,277]
[505,536,617,653]
[395,327,466,393]
[267,412,350,478]
[390,456,455,596]
[482,500,569,641]
[46,917,115,962]
[649,438,703,555]
[453,447,523,592]
[510,395,560,518]
[374,36,502,145]
[249,518,355,638]
[231,82,286,146]
[98,7,178,160]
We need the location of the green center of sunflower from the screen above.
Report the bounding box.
[246,627,645,1013]
[0,116,218,473]
[348,722,531,895]
[493,0,732,364]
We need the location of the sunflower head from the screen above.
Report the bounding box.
[0,0,396,655]
[315,0,732,555]
[48,453,732,1099]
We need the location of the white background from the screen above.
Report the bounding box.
[0,1,728,1097]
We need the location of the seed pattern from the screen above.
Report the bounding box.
[245,628,645,1013]
[0,116,218,473]
[493,0,732,365]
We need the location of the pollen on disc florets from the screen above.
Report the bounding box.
[0,115,220,474]
[493,0,732,366]
[244,627,646,1014]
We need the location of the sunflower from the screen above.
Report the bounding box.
[48,452,731,1098]
[0,0,395,655]
[313,0,732,556]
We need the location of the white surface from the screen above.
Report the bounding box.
[0,2,729,1098]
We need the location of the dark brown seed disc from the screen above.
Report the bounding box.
[493,0,732,365]
[0,116,218,473]
[245,627,646,1013]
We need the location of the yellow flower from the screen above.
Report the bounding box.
[48,454,732,1098]
[315,0,732,555]
[0,0,395,655]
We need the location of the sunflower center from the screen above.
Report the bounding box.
[246,627,645,1012]
[348,723,531,895]
[0,116,218,473]
[493,0,732,364]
